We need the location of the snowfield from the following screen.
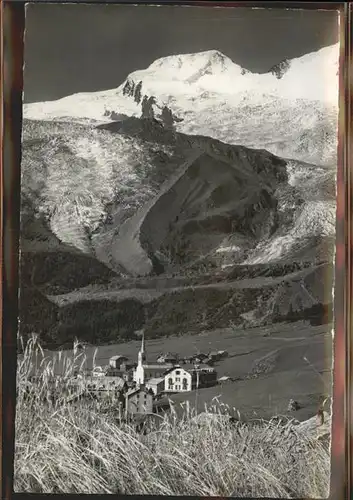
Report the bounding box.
[23,44,339,165]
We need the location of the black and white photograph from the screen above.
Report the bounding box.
[15,4,340,497]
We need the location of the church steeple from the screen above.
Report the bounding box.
[135,330,146,386]
[138,330,146,365]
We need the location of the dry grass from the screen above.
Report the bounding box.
[14,335,330,497]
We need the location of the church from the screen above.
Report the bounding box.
[133,332,174,385]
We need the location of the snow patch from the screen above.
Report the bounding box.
[216,245,242,254]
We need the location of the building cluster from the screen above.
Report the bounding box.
[70,334,227,417]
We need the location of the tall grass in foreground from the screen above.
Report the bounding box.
[15,336,330,497]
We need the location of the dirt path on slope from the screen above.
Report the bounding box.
[47,266,313,306]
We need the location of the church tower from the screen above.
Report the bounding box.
[134,330,146,385]
[138,330,146,364]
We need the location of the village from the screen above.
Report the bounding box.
[60,333,230,418]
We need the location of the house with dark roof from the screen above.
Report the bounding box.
[157,352,178,364]
[146,377,165,396]
[125,385,154,415]
[109,355,129,369]
[191,353,209,363]
[106,362,136,381]
[208,351,222,362]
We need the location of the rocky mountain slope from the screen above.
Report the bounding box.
[19,45,338,348]
[20,116,335,348]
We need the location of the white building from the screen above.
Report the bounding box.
[164,367,193,392]
[164,364,218,393]
[132,335,217,395]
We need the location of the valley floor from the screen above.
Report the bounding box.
[37,320,332,422]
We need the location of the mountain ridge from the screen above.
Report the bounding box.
[23,44,339,166]
[24,44,338,120]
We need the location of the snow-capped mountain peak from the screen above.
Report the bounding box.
[147,49,241,80]
[121,48,247,99]
[23,43,339,165]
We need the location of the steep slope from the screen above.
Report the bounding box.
[21,116,335,278]
[23,44,339,166]
[102,117,335,273]
[241,162,336,265]
[139,151,283,274]
[21,118,185,267]
[19,200,123,345]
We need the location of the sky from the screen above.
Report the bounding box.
[23,4,339,103]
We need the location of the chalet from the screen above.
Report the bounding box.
[157,353,178,364]
[106,362,136,381]
[120,361,137,371]
[197,370,218,388]
[192,353,208,363]
[164,367,192,392]
[208,351,222,362]
[192,363,218,388]
[125,386,153,415]
[191,362,215,373]
[109,355,129,369]
[146,377,165,396]
[164,364,218,393]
